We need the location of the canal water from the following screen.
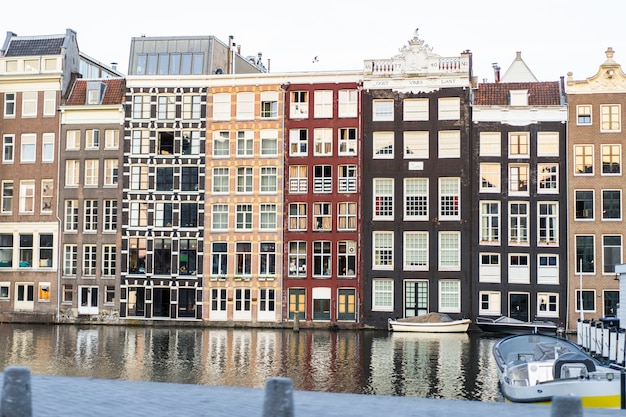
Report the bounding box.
[0,324,504,402]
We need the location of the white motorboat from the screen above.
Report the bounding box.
[388,312,471,333]
[493,333,623,408]
[476,316,558,335]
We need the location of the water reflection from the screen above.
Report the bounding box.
[0,324,502,402]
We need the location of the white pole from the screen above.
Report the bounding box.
[579,258,584,322]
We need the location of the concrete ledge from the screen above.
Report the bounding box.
[0,371,624,417]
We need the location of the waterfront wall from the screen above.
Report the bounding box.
[0,367,623,417]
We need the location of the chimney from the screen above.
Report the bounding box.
[492,63,501,83]
[111,62,118,71]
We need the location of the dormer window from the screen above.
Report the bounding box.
[509,90,528,106]
[86,81,106,105]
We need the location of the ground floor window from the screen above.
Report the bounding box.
[537,292,558,317]
[479,291,501,315]
[438,280,460,313]
[575,290,595,313]
[372,279,393,311]
[178,288,196,318]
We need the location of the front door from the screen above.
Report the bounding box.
[509,293,529,321]
[337,289,356,321]
[404,280,428,317]
[78,286,98,315]
[15,283,34,311]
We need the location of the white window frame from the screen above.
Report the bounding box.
[20,133,36,163]
[84,159,99,187]
[372,131,394,159]
[289,128,308,156]
[479,132,501,156]
[480,201,500,244]
[42,133,54,162]
[2,134,14,163]
[403,98,428,121]
[537,163,558,194]
[372,99,394,121]
[601,104,621,132]
[22,91,37,117]
[288,203,307,231]
[537,132,559,156]
[601,144,621,175]
[479,163,500,193]
[537,255,559,284]
[236,130,254,157]
[213,93,231,121]
[576,105,592,126]
[338,89,357,118]
[509,132,529,158]
[372,231,394,270]
[438,231,460,271]
[211,204,229,231]
[373,178,394,220]
[65,160,80,187]
[403,231,428,271]
[438,177,460,221]
[479,291,501,316]
[404,178,428,221]
[313,128,332,156]
[372,279,393,312]
[314,90,333,118]
[574,144,593,175]
[19,181,35,214]
[438,97,460,120]
[438,280,461,313]
[260,129,278,156]
[538,202,558,245]
[236,92,255,121]
[338,127,357,156]
[509,202,529,245]
[212,131,230,158]
[403,131,428,159]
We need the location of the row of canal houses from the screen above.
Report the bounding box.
[0,28,624,331]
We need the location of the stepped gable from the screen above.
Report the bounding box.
[474,81,561,106]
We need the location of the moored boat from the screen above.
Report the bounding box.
[476,316,558,335]
[388,312,471,333]
[493,333,623,408]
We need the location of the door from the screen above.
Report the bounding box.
[15,283,34,311]
[337,289,356,321]
[404,280,428,317]
[288,288,305,320]
[509,293,529,321]
[78,286,99,315]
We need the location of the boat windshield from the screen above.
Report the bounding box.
[493,334,596,369]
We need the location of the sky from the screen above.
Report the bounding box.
[2,0,626,83]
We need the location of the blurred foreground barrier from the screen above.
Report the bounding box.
[1,366,31,417]
[0,366,622,417]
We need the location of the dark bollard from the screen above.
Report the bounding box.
[550,395,582,417]
[1,366,32,417]
[262,377,294,417]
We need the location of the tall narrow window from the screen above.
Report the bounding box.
[439,178,460,220]
[4,93,15,117]
[538,202,558,244]
[373,178,393,220]
[404,178,428,220]
[480,202,500,244]
[509,202,528,244]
